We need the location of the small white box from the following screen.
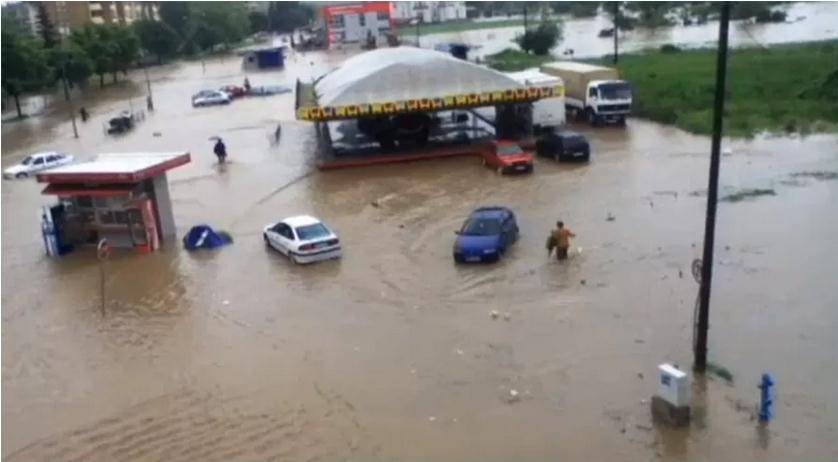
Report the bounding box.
[658,363,690,407]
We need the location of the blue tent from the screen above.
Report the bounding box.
[183,225,233,250]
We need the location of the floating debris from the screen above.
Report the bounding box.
[790,171,838,181]
[707,361,735,384]
[490,310,500,320]
[720,188,776,203]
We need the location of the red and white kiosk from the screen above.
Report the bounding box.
[36,152,190,256]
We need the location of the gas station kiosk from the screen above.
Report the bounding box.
[36,152,190,256]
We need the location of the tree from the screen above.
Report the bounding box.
[71,26,114,87]
[35,3,59,48]
[159,1,191,35]
[2,30,51,117]
[267,2,314,33]
[134,20,179,64]
[109,25,140,79]
[249,11,269,33]
[50,44,93,96]
[624,2,674,27]
[516,19,562,55]
[189,2,249,51]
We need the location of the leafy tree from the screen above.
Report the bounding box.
[249,11,269,33]
[110,25,140,79]
[189,2,249,51]
[517,19,562,55]
[134,20,180,64]
[35,2,59,48]
[569,2,599,18]
[624,2,674,27]
[71,26,115,87]
[1,30,51,117]
[267,2,314,33]
[159,1,191,35]
[50,44,93,95]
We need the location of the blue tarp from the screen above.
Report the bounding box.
[183,225,233,250]
[256,49,284,68]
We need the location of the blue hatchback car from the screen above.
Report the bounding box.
[453,207,519,263]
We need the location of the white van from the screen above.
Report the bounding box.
[505,69,566,133]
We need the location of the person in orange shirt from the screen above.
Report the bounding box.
[550,220,576,260]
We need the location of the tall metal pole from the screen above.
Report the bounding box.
[613,2,619,64]
[523,4,528,32]
[61,63,79,139]
[695,2,731,372]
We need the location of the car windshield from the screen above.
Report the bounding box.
[461,218,501,236]
[598,83,632,100]
[496,144,523,156]
[21,156,34,165]
[295,223,330,241]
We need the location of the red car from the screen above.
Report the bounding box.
[482,140,534,174]
[219,85,246,98]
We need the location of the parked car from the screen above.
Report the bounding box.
[482,140,534,174]
[453,206,519,263]
[263,215,342,264]
[536,130,591,162]
[220,85,246,98]
[192,90,231,107]
[4,152,74,179]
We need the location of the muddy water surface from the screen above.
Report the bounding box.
[3,47,838,461]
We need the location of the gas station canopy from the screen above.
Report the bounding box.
[296,47,564,122]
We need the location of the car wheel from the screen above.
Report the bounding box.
[291,254,301,265]
[15,172,28,179]
[263,233,269,244]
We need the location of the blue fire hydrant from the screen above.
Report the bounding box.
[758,373,775,422]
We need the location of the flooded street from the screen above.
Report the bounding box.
[3,43,838,461]
[421,2,838,58]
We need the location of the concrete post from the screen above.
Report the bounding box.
[151,173,176,239]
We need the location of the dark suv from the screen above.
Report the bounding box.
[536,130,591,162]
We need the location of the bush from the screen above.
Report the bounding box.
[516,20,562,56]
[660,44,681,54]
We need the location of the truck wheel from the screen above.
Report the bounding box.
[15,172,28,179]
[586,109,599,126]
[617,116,627,126]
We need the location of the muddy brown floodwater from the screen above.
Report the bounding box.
[3,46,838,462]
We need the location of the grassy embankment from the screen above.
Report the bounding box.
[486,41,838,137]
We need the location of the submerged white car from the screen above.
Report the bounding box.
[192,90,231,107]
[3,152,74,179]
[263,215,342,264]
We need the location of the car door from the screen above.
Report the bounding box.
[31,156,46,172]
[267,223,286,253]
[276,223,296,255]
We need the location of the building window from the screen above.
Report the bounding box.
[328,15,344,28]
[378,12,389,21]
[359,14,365,26]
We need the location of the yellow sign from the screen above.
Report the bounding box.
[296,85,565,121]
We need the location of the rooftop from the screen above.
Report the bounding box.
[37,152,191,184]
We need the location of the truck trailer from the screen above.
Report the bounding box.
[540,61,632,126]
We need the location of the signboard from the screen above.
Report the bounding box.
[296,85,565,122]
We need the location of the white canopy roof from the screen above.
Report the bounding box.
[314,47,525,107]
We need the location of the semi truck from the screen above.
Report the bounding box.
[505,69,566,134]
[540,61,632,126]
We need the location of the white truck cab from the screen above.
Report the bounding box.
[541,62,632,126]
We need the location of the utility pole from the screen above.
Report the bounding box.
[523,4,528,32]
[61,61,79,138]
[613,1,619,64]
[695,2,731,372]
[415,13,421,47]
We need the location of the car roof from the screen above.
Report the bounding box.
[30,151,62,158]
[470,206,512,220]
[283,215,322,227]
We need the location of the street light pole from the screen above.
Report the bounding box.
[613,1,619,64]
[694,2,731,372]
[62,61,79,139]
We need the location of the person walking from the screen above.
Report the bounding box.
[549,220,576,260]
[213,138,227,164]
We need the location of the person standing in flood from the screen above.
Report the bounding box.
[213,138,227,164]
[550,221,576,260]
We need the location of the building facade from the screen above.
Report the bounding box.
[1,2,40,37]
[23,1,159,37]
[391,1,466,24]
[322,2,393,48]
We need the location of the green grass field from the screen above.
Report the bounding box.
[395,18,526,37]
[487,41,838,137]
